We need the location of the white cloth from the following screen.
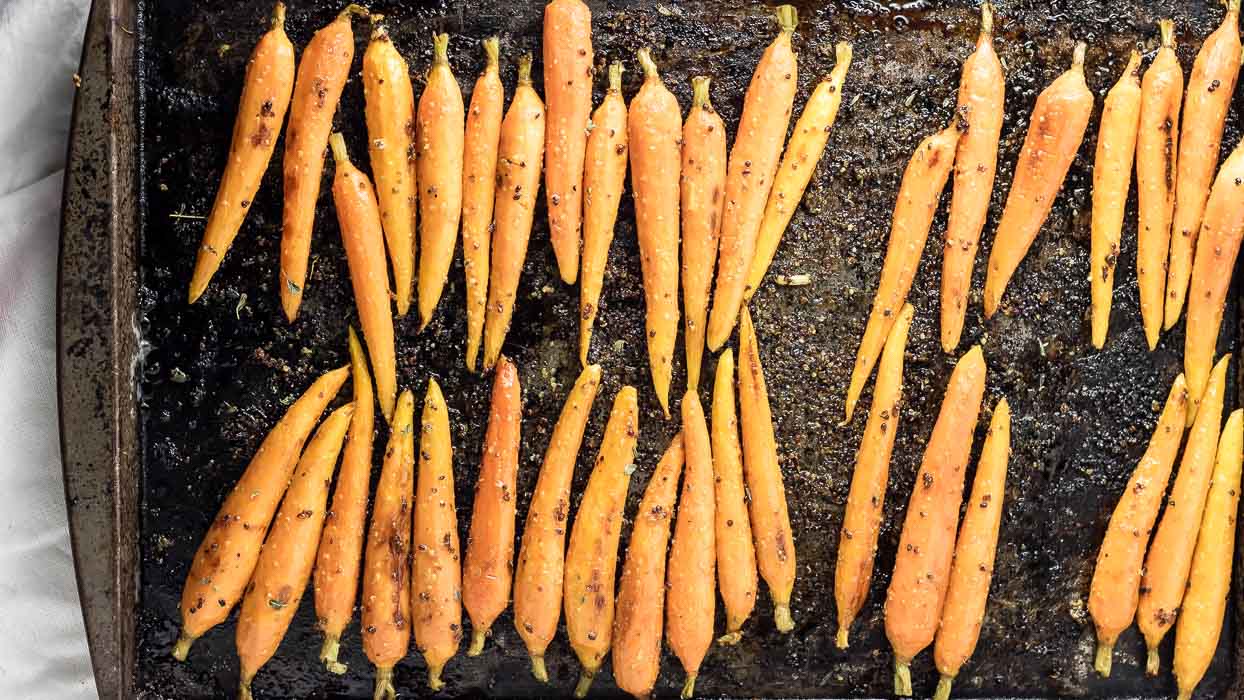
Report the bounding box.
[0,0,96,698]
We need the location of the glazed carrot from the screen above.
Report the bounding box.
[482,55,546,370]
[412,379,463,690]
[746,41,853,301]
[842,123,960,423]
[706,4,799,350]
[835,303,914,648]
[932,398,1011,700]
[940,3,1004,352]
[513,364,602,680]
[667,390,716,699]
[330,133,397,421]
[579,62,629,367]
[237,403,354,700]
[415,33,466,331]
[1166,1,1242,329]
[1090,51,1143,350]
[628,48,682,419]
[884,345,986,696]
[712,347,758,643]
[464,357,522,655]
[543,0,593,283]
[1088,373,1188,677]
[1138,354,1230,675]
[279,5,364,323]
[612,434,684,699]
[360,390,415,700]
[463,38,504,372]
[188,2,294,303]
[564,386,639,697]
[982,41,1093,318]
[314,328,375,674]
[172,365,348,660]
[1173,409,1243,700]
[361,18,416,318]
[680,75,727,390]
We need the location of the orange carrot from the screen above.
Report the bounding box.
[712,347,758,643]
[463,38,504,372]
[172,365,348,660]
[188,2,294,303]
[543,0,593,283]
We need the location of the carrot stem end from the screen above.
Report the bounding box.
[681,673,698,699]
[775,603,795,633]
[530,655,549,683]
[1146,646,1160,676]
[171,633,195,661]
[574,668,597,698]
[934,675,954,700]
[894,659,913,696]
[835,627,849,649]
[717,629,744,645]
[373,665,396,700]
[1094,640,1113,677]
[468,627,488,656]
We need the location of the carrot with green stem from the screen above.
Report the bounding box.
[238,403,354,700]
[188,2,294,303]
[543,0,593,283]
[172,365,348,660]
[463,38,504,371]
[712,347,758,643]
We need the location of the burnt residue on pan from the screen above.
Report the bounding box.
[135,0,1240,697]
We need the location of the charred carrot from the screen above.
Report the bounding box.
[172,365,348,660]
[940,3,1004,352]
[1173,409,1244,700]
[513,364,602,681]
[543,0,593,283]
[835,303,913,648]
[279,5,365,323]
[982,41,1093,318]
[188,2,294,303]
[884,345,987,696]
[237,403,354,699]
[712,347,758,643]
[463,38,504,372]
[564,386,639,697]
[1088,373,1189,677]
[579,61,629,366]
[1139,354,1230,675]
[482,55,546,370]
[1090,51,1143,350]
[706,4,799,349]
[360,390,415,699]
[932,398,1010,700]
[464,357,522,655]
[629,48,682,419]
[842,123,960,423]
[612,433,684,699]
[667,390,716,699]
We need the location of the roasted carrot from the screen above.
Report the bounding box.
[1173,409,1243,700]
[982,41,1093,318]
[463,38,504,372]
[482,55,546,370]
[1088,373,1189,677]
[579,61,629,367]
[1090,50,1143,350]
[680,75,727,390]
[667,390,716,699]
[940,3,1004,352]
[360,390,415,700]
[412,378,462,690]
[513,364,602,681]
[237,403,354,700]
[746,41,853,301]
[842,123,959,423]
[279,5,364,323]
[464,357,522,655]
[711,348,758,643]
[415,33,465,331]
[1166,0,1242,329]
[706,4,799,350]
[172,365,348,660]
[314,328,375,674]
[835,303,913,648]
[564,386,639,697]
[884,345,987,696]
[188,2,294,303]
[543,0,593,283]
[1138,354,1230,675]
[629,48,682,419]
[932,398,1011,700]
[361,17,416,318]
[612,433,685,699]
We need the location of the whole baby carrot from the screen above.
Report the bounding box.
[188,2,294,303]
[543,0,593,283]
[713,347,758,643]
[463,38,504,371]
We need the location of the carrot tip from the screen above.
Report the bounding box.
[373,665,397,700]
[775,603,795,633]
[1094,641,1113,677]
[467,627,488,656]
[835,627,849,648]
[574,668,597,698]
[680,673,698,700]
[530,655,549,683]
[1145,646,1160,676]
[171,633,195,661]
[933,675,954,700]
[894,659,913,696]
[717,630,744,645]
[320,636,347,674]
[427,663,446,691]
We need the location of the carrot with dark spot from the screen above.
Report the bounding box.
[463,38,504,371]
[713,347,758,644]
[543,0,593,283]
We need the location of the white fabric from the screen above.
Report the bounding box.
[0,1,96,698]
